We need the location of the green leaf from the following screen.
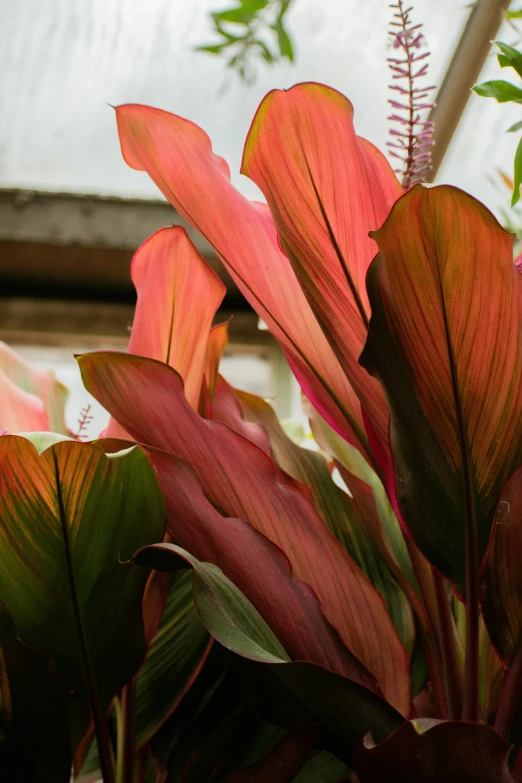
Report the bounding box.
[274,19,294,61]
[0,605,71,782]
[507,9,522,19]
[508,120,522,133]
[473,79,522,104]
[495,42,522,78]
[131,543,290,664]
[0,436,166,726]
[195,43,230,54]
[512,135,522,206]
[134,570,211,748]
[131,543,404,757]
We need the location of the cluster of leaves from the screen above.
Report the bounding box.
[5,32,522,783]
[474,41,522,206]
[197,0,294,82]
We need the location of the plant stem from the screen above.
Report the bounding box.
[433,571,463,719]
[115,685,135,783]
[405,540,447,718]
[462,522,480,722]
[53,452,115,783]
[494,644,522,739]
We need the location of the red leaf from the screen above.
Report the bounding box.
[115,101,374,463]
[79,351,410,713]
[242,83,402,467]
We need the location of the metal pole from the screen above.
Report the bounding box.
[427,0,512,181]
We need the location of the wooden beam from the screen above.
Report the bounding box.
[427,0,511,180]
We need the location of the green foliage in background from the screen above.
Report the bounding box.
[475,41,522,206]
[197,0,295,82]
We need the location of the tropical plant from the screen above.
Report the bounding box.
[3,14,522,783]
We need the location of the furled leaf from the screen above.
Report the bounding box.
[0,605,71,783]
[114,99,375,463]
[495,41,522,78]
[132,543,404,756]
[473,79,522,104]
[126,226,225,409]
[205,320,230,401]
[353,719,516,782]
[0,436,166,723]
[508,120,522,133]
[360,185,522,592]
[134,571,212,749]
[242,82,402,471]
[79,352,410,713]
[512,136,522,207]
[0,341,68,433]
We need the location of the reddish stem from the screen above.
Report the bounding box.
[494,645,522,740]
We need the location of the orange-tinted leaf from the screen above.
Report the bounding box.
[242,83,401,461]
[205,321,230,401]
[128,226,225,409]
[360,185,522,592]
[115,102,373,462]
[79,351,410,713]
[0,437,166,717]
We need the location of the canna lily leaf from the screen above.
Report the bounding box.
[131,543,291,663]
[126,226,225,409]
[232,386,414,654]
[134,570,212,749]
[79,351,411,714]
[0,605,71,783]
[242,83,402,470]
[0,436,166,729]
[115,99,374,463]
[132,445,375,688]
[353,719,516,782]
[360,185,522,593]
[0,341,68,433]
[131,543,404,757]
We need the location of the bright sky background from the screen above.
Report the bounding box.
[1,0,522,216]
